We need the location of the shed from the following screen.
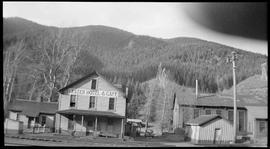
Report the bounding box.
[185,115,234,144]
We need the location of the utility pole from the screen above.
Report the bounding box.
[227,51,238,143]
[160,68,167,135]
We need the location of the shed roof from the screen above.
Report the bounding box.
[8,99,58,117]
[185,115,223,126]
[56,109,125,118]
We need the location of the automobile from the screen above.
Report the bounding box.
[144,129,154,138]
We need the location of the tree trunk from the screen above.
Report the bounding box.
[8,74,16,103]
[144,120,148,137]
[28,79,37,101]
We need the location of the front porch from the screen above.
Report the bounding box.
[56,109,125,138]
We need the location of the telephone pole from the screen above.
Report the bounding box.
[227,51,238,143]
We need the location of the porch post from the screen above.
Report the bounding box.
[73,114,76,135]
[95,116,98,136]
[81,115,84,133]
[120,118,124,139]
[59,114,61,133]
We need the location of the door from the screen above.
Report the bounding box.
[213,128,222,144]
[28,117,34,128]
[67,115,74,131]
[256,119,267,138]
[86,119,94,136]
[107,118,113,134]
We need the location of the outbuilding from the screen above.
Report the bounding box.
[185,115,234,144]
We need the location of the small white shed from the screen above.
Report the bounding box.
[185,115,234,144]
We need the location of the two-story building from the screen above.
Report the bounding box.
[55,71,127,138]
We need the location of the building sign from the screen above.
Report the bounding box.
[68,88,118,97]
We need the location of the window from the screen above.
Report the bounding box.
[205,110,211,115]
[91,79,97,90]
[70,95,76,107]
[259,121,266,133]
[16,114,20,121]
[199,109,204,115]
[109,98,115,110]
[239,111,245,132]
[41,116,46,126]
[89,96,96,109]
[228,111,233,122]
[216,110,222,116]
[194,109,199,118]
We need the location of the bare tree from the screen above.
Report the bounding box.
[157,63,169,134]
[29,28,86,102]
[142,83,156,137]
[3,40,26,118]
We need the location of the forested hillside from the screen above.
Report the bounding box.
[3,17,267,103]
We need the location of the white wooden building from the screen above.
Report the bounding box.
[185,115,234,144]
[8,99,58,131]
[55,71,127,138]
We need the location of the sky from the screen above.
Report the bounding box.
[3,2,267,56]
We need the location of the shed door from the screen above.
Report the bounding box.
[213,128,222,144]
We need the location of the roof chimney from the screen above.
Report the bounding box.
[261,63,267,81]
[195,79,199,100]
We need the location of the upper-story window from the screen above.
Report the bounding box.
[193,109,199,119]
[70,95,76,107]
[216,110,222,116]
[91,79,97,90]
[89,96,96,109]
[109,98,115,110]
[205,109,211,115]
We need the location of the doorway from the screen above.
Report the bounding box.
[213,128,221,144]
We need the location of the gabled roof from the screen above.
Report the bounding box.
[56,109,125,118]
[185,115,224,126]
[58,71,125,95]
[8,99,58,117]
[58,71,99,93]
[179,93,267,108]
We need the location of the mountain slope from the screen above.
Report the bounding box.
[3,17,268,96]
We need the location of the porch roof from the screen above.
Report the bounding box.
[56,109,125,118]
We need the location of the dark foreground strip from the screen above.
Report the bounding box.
[6,135,62,142]
[5,142,36,146]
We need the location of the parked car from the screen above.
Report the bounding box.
[144,129,154,138]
